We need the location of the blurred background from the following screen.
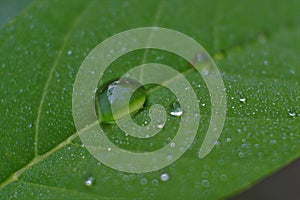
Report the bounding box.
[0,0,33,27]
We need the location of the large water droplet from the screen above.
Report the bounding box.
[95,78,146,123]
[169,102,183,117]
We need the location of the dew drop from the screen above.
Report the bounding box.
[202,179,210,188]
[160,173,169,181]
[196,53,209,62]
[140,178,148,185]
[166,154,173,161]
[152,179,159,186]
[288,111,296,117]
[169,102,183,117]
[289,69,295,74]
[226,137,231,143]
[202,70,209,76]
[84,176,95,186]
[67,50,72,55]
[157,124,164,129]
[220,174,228,181]
[122,175,129,181]
[238,152,244,158]
[239,97,246,103]
[95,78,146,123]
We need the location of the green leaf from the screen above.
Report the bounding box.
[0,0,299,199]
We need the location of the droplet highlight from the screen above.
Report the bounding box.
[288,111,296,117]
[160,173,169,181]
[84,176,95,186]
[169,102,183,117]
[239,97,246,103]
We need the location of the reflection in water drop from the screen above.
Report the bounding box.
[157,124,164,129]
[288,111,296,117]
[84,176,95,186]
[226,137,231,143]
[169,102,183,117]
[239,97,246,103]
[67,50,72,55]
[95,78,146,123]
[160,173,169,182]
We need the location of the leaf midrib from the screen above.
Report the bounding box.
[34,0,95,157]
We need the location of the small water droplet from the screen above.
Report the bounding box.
[226,137,231,143]
[95,78,146,123]
[140,178,148,185]
[152,179,159,186]
[170,142,176,148]
[202,70,209,76]
[166,154,173,161]
[169,102,183,117]
[67,50,72,55]
[157,124,164,129]
[239,97,246,103]
[238,152,244,158]
[202,180,210,188]
[220,174,228,181]
[107,147,112,151]
[28,123,32,128]
[84,176,95,186]
[263,60,269,65]
[122,175,129,181]
[289,69,295,74]
[160,173,169,182]
[288,111,296,117]
[196,53,209,62]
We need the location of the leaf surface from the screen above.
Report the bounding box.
[0,0,299,199]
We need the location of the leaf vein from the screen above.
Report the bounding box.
[33,0,95,157]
